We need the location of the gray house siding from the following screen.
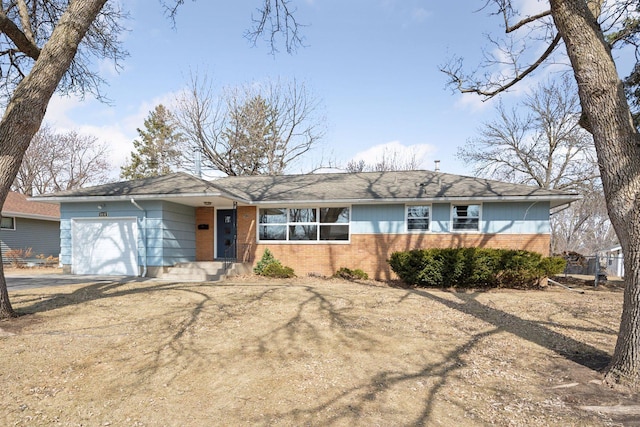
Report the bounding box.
[60,200,196,270]
[0,217,60,259]
[350,201,550,235]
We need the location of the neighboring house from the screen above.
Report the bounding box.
[1,191,61,263]
[603,245,624,278]
[36,171,579,279]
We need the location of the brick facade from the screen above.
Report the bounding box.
[235,206,551,280]
[195,207,215,261]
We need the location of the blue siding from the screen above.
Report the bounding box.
[60,200,196,269]
[481,202,549,234]
[161,202,195,265]
[350,201,550,235]
[351,204,404,234]
[1,218,60,259]
[431,203,450,233]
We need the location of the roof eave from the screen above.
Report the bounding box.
[246,194,582,206]
[1,211,59,221]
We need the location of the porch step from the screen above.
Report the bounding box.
[160,261,252,282]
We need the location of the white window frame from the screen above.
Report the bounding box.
[257,206,351,244]
[405,204,431,233]
[450,203,481,232]
[0,216,15,231]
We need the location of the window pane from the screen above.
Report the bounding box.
[289,208,317,223]
[453,218,479,230]
[289,225,317,240]
[408,218,429,231]
[259,208,286,224]
[320,207,349,223]
[407,206,429,218]
[320,224,349,240]
[452,205,479,230]
[259,225,286,240]
[0,217,14,229]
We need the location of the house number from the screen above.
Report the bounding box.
[99,212,108,217]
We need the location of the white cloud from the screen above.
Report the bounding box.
[412,8,431,22]
[349,140,437,170]
[44,92,181,177]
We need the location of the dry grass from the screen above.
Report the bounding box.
[1,275,638,426]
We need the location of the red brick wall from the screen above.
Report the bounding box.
[236,205,551,280]
[195,207,215,261]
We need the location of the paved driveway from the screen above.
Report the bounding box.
[5,274,143,291]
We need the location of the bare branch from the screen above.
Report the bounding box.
[245,0,305,54]
[0,8,40,60]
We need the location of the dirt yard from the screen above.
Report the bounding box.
[1,274,639,426]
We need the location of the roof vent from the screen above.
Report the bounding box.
[434,160,440,172]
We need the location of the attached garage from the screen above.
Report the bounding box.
[71,218,139,276]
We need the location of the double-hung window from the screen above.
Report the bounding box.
[452,204,480,231]
[406,205,430,231]
[258,207,350,242]
[0,216,15,230]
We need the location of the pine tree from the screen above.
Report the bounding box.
[120,105,184,179]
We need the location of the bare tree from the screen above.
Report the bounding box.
[551,183,617,254]
[443,0,640,386]
[0,0,125,319]
[345,146,423,172]
[175,75,326,176]
[0,0,305,319]
[459,78,599,190]
[12,125,111,195]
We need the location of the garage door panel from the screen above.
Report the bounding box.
[72,218,138,276]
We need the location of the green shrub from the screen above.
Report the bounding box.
[254,248,279,275]
[335,267,369,281]
[254,249,295,278]
[538,256,567,276]
[389,247,563,289]
[261,262,295,278]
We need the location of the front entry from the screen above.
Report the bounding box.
[216,209,236,259]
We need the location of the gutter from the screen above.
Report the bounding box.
[130,199,147,278]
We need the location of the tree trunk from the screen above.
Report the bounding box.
[0,0,108,319]
[550,0,640,385]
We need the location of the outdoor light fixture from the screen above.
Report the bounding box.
[97,203,105,210]
[204,201,212,206]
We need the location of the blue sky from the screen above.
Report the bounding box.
[43,0,606,178]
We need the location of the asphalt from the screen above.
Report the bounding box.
[5,274,144,291]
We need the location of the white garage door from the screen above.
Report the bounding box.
[71,218,139,276]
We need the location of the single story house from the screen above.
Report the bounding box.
[1,191,61,263]
[36,170,579,279]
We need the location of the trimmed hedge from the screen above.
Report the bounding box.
[388,248,566,289]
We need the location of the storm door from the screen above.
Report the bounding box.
[216,209,236,260]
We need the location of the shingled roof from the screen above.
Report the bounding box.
[36,170,580,208]
[212,170,578,206]
[3,191,59,220]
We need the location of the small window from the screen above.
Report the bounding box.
[0,216,15,230]
[407,205,430,231]
[452,204,480,231]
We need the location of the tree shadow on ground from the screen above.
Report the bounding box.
[408,288,612,371]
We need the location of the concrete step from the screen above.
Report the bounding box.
[161,261,252,282]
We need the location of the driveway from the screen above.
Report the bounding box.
[5,273,144,291]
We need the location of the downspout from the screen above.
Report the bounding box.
[131,199,147,277]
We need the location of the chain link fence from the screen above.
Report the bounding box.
[562,252,624,286]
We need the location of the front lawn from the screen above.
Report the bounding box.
[1,276,636,426]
